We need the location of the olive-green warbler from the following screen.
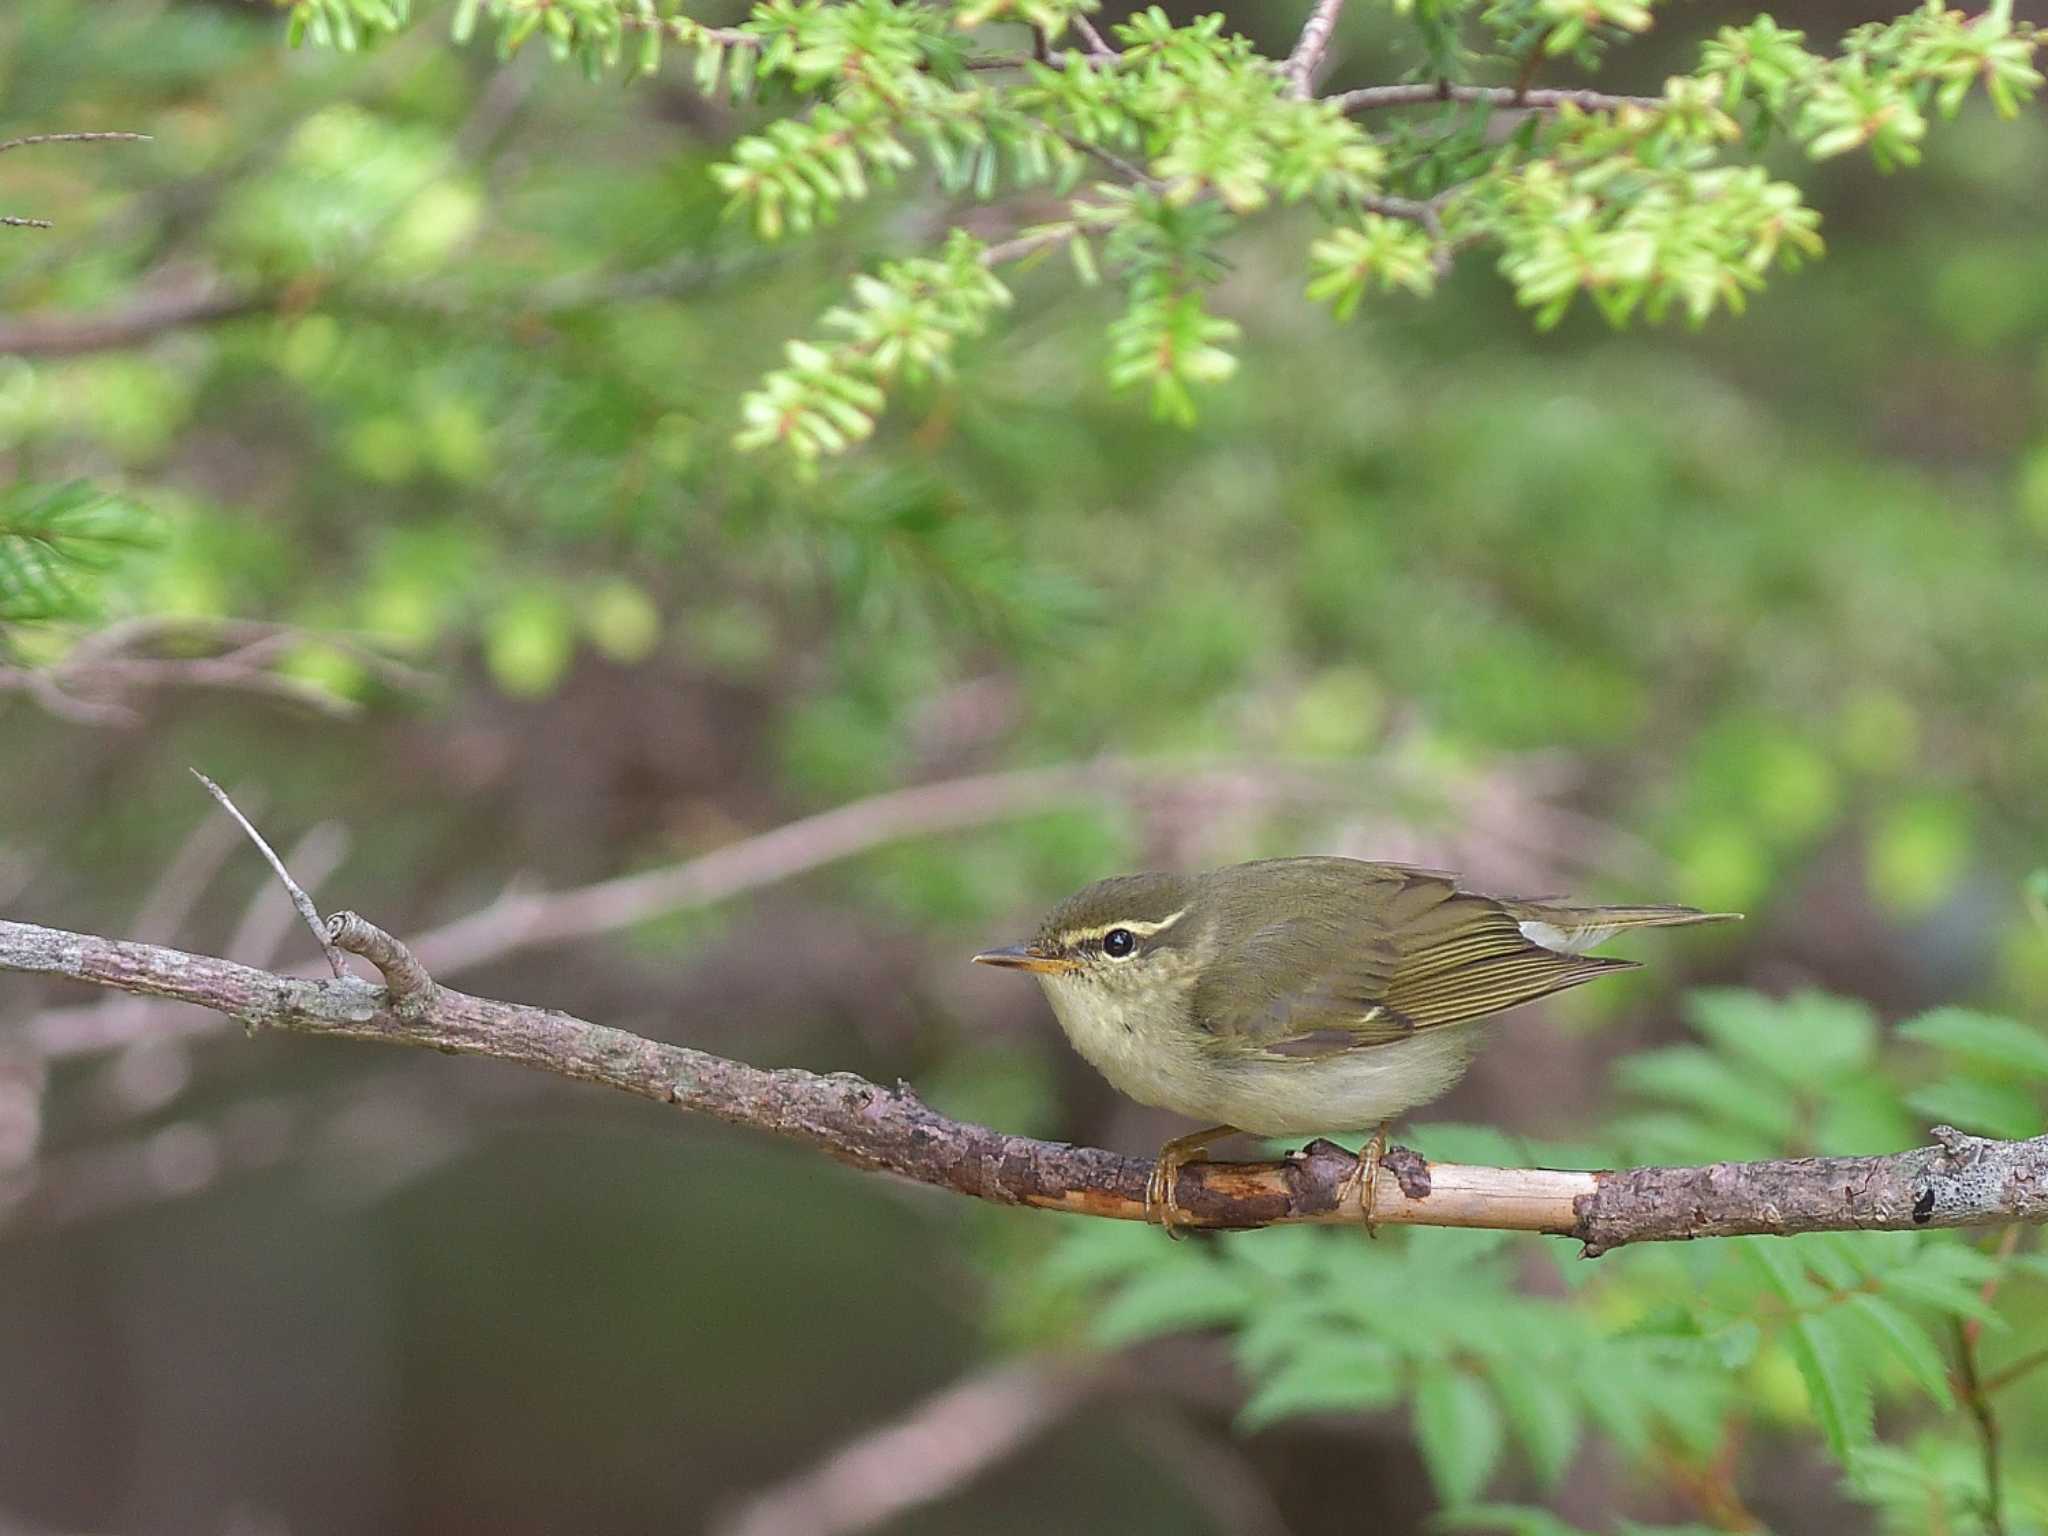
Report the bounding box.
[975,856,1736,1229]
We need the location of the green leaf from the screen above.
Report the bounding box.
[1898,1008,2048,1078]
[0,482,160,626]
[1685,989,1877,1083]
[1877,1241,2008,1327]
[1488,1358,1581,1487]
[1615,1045,1800,1143]
[1840,1294,1954,1408]
[1903,1075,2045,1141]
[1089,1260,1251,1346]
[1438,1506,1590,1536]
[1783,1311,1874,1459]
[1413,1364,1504,1507]
[1237,1338,1403,1429]
[1740,1235,1817,1304]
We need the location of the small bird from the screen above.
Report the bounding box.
[973,856,1737,1230]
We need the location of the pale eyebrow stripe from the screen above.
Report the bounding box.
[1057,908,1188,946]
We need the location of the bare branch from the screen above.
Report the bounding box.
[1061,134,1160,190]
[0,132,153,156]
[1071,14,1117,62]
[403,759,1331,975]
[0,285,268,356]
[981,223,1085,270]
[0,617,435,725]
[190,772,346,978]
[128,791,263,947]
[1,131,151,232]
[226,824,350,967]
[4,916,2046,1254]
[715,1359,1105,1536]
[1329,82,1667,114]
[1285,0,1349,98]
[610,14,759,49]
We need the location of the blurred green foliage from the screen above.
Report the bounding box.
[1029,991,2048,1528]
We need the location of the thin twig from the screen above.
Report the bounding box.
[0,284,270,356]
[0,132,153,156]
[1511,27,1557,102]
[401,759,1350,976]
[1981,1345,2048,1396]
[980,224,1083,269]
[189,772,345,978]
[610,14,759,49]
[6,915,2048,1253]
[0,617,437,725]
[1328,82,1665,114]
[226,824,350,968]
[1954,1316,2008,1536]
[1071,14,1117,61]
[1,131,151,233]
[1060,133,1160,189]
[1356,191,1460,276]
[1286,0,1349,99]
[129,797,261,947]
[1952,1224,2021,1535]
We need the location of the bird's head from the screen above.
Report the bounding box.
[972,871,1198,998]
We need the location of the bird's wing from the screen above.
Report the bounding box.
[1191,866,1637,1055]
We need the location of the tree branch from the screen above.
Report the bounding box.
[1285,0,1349,99]
[402,758,1340,976]
[0,132,153,157]
[20,757,1364,1061]
[191,772,345,978]
[1,130,151,232]
[1328,82,1666,114]
[714,1357,1106,1536]
[1070,14,1117,62]
[0,285,270,358]
[0,617,436,725]
[3,917,2044,1254]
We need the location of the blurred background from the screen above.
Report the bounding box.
[3,0,2048,1531]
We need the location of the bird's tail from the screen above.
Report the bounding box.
[1502,901,1742,956]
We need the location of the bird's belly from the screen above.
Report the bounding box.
[1041,974,1487,1135]
[1193,1027,1490,1136]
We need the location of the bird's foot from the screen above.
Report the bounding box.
[1144,1125,1237,1239]
[1337,1123,1389,1236]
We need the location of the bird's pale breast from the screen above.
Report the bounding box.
[1036,965,1488,1135]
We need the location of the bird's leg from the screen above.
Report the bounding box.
[1144,1125,1238,1237]
[1337,1123,1390,1236]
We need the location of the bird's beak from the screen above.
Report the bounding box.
[972,943,1076,974]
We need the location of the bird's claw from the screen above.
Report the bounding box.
[1144,1125,1235,1239]
[1338,1123,1389,1237]
[1144,1153,1189,1239]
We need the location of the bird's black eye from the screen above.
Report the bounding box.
[1102,928,1136,958]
